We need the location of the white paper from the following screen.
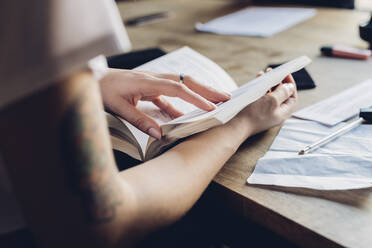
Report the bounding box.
[293,78,372,126]
[247,119,372,190]
[195,7,316,37]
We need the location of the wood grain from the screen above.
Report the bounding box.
[117,1,372,247]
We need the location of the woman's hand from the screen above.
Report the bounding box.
[99,69,231,139]
[234,73,297,137]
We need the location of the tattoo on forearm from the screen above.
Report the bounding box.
[60,87,122,224]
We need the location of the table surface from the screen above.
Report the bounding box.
[117,1,372,247]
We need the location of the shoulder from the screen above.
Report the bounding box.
[0,0,131,111]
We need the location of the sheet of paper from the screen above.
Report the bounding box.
[195,7,316,37]
[293,78,372,126]
[247,119,372,190]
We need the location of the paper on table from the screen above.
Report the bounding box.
[247,119,372,190]
[293,78,372,126]
[195,7,316,37]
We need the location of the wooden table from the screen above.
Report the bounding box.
[117,1,372,247]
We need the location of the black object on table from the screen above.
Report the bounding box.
[107,47,166,70]
[267,64,316,90]
[360,13,372,49]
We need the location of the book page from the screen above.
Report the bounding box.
[119,118,150,157]
[135,46,238,116]
[293,78,372,126]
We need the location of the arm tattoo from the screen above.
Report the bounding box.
[60,88,122,224]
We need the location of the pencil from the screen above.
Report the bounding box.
[298,117,364,155]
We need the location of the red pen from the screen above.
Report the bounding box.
[321,45,372,60]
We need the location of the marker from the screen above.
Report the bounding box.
[321,45,372,60]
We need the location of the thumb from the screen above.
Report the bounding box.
[110,99,162,139]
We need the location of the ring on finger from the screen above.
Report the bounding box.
[179,73,185,84]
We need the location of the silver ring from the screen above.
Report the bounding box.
[179,73,185,84]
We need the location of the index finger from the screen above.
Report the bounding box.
[150,73,231,103]
[149,78,217,112]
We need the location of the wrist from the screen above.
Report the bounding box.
[225,114,254,141]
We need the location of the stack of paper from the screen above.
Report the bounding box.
[293,78,372,126]
[247,119,372,190]
[195,7,317,37]
[248,78,372,190]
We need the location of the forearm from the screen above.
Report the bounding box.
[119,115,252,232]
[0,71,133,248]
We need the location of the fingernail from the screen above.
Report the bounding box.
[223,91,232,98]
[148,128,162,140]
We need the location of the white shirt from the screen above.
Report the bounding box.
[0,0,131,234]
[0,0,131,110]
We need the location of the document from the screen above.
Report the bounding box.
[247,119,372,190]
[293,78,372,126]
[195,7,316,37]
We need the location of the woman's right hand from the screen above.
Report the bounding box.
[99,69,231,139]
[234,74,297,137]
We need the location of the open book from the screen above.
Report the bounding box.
[106,47,311,161]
